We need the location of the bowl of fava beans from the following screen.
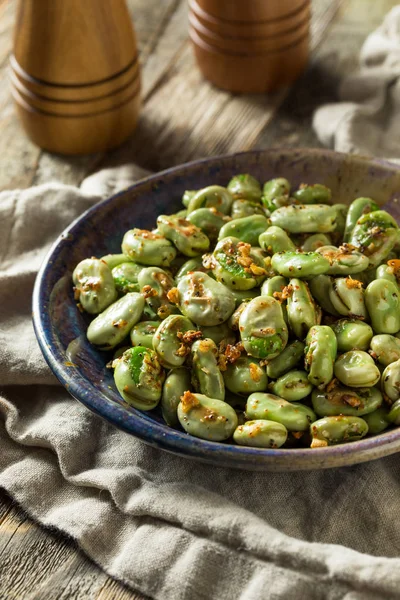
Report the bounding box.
[33,149,400,471]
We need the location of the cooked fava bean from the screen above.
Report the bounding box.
[199,322,236,345]
[182,190,196,208]
[362,406,391,434]
[329,277,368,320]
[376,262,400,291]
[370,334,400,366]
[330,319,373,352]
[211,237,268,290]
[310,416,368,447]
[223,356,267,395]
[350,210,398,268]
[100,253,132,270]
[218,214,269,246]
[177,271,235,326]
[157,214,210,257]
[231,199,268,220]
[343,197,380,242]
[270,204,337,233]
[292,183,332,205]
[178,391,238,441]
[73,258,117,314]
[191,338,225,400]
[153,314,199,368]
[382,359,400,402]
[259,226,296,255]
[161,367,192,427]
[312,384,382,417]
[187,185,233,215]
[334,350,380,387]
[301,233,332,252]
[227,174,262,202]
[266,340,305,379]
[175,256,208,280]
[112,262,142,294]
[365,279,400,334]
[261,178,291,212]
[388,399,400,425]
[87,293,144,349]
[271,251,330,278]
[130,321,159,348]
[246,393,316,431]
[114,347,164,410]
[122,228,176,267]
[309,275,340,316]
[138,267,178,320]
[287,279,322,339]
[233,420,287,448]
[269,370,312,401]
[187,208,228,240]
[305,325,337,389]
[316,245,369,275]
[230,287,260,307]
[239,296,288,359]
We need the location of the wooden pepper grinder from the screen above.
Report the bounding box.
[10,0,141,155]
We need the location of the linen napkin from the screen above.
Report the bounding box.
[313,5,400,161]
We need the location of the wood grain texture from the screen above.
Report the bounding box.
[0,0,395,598]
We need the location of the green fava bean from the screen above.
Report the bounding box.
[246,393,316,431]
[266,340,305,379]
[349,210,398,268]
[233,420,287,448]
[388,399,400,425]
[187,185,233,215]
[228,299,252,330]
[191,338,225,400]
[239,296,288,359]
[153,314,196,368]
[370,334,400,366]
[230,287,260,307]
[334,350,380,387]
[330,319,373,352]
[329,277,368,320]
[287,279,322,339]
[311,384,382,417]
[269,370,313,401]
[259,226,296,254]
[301,233,332,252]
[176,256,208,280]
[178,391,238,441]
[310,416,368,448]
[365,279,400,334]
[231,199,268,220]
[211,237,268,290]
[114,347,164,410]
[305,325,337,389]
[177,272,236,326]
[100,253,132,270]
[332,204,348,239]
[223,356,267,395]
[157,214,210,257]
[376,262,400,291]
[227,174,262,202]
[87,293,145,349]
[187,207,228,241]
[270,204,337,233]
[112,262,142,294]
[382,359,400,403]
[316,245,369,275]
[130,321,159,348]
[73,258,117,314]
[161,367,192,427]
[261,178,291,213]
[218,215,269,246]
[271,251,330,278]
[182,190,196,208]
[292,183,332,204]
[261,276,289,324]
[309,275,340,316]
[362,406,391,434]
[122,228,176,267]
[138,267,178,320]
[199,323,236,345]
[343,197,380,242]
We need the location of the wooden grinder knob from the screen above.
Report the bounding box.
[10,0,141,155]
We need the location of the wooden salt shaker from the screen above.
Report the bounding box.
[10,0,141,155]
[189,0,311,94]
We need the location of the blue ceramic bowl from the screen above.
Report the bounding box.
[33,149,400,471]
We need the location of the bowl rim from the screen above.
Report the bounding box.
[32,148,400,471]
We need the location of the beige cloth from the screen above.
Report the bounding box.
[1,167,400,600]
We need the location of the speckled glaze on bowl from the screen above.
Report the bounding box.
[33,149,400,471]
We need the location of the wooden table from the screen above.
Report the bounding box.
[0,0,397,597]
